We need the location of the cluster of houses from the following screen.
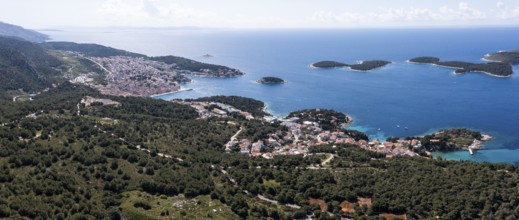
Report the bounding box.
[230,116,423,159]
[364,139,422,158]
[68,53,191,97]
[177,100,423,159]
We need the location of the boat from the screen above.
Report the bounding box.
[203,54,213,58]
[396,125,400,128]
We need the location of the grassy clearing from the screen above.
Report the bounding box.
[262,179,281,188]
[119,191,239,220]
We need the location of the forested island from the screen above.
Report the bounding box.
[2,22,519,219]
[348,60,392,71]
[257,76,285,84]
[409,56,513,77]
[312,60,391,71]
[483,49,519,64]
[311,61,348,68]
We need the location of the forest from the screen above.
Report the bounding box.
[348,60,391,71]
[257,77,285,84]
[0,36,63,93]
[311,61,348,68]
[408,56,513,77]
[2,32,519,220]
[484,50,519,64]
[311,60,391,71]
[0,83,519,219]
[188,96,268,117]
[151,56,244,77]
[288,109,351,131]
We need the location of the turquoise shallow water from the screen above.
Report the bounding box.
[44,28,519,164]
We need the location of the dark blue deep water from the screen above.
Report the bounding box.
[44,28,519,164]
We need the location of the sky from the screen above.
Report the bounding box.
[2,0,519,29]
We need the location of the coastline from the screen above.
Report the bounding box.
[256,80,287,84]
[408,60,512,78]
[308,63,345,69]
[347,61,392,72]
[452,70,512,78]
[150,88,193,98]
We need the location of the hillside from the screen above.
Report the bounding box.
[1,27,519,219]
[0,21,49,42]
[42,42,244,77]
[0,36,62,95]
[151,56,244,77]
[42,42,146,58]
[0,85,519,219]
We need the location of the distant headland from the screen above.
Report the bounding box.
[257,76,285,84]
[408,56,513,77]
[311,60,391,72]
[483,49,519,64]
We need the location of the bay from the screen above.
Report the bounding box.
[43,27,519,164]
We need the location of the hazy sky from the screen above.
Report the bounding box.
[2,0,519,29]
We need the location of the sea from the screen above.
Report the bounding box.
[42,27,519,164]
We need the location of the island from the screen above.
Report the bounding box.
[348,60,392,71]
[408,56,513,77]
[311,60,391,71]
[483,49,519,64]
[257,76,285,84]
[311,61,348,68]
[3,22,519,220]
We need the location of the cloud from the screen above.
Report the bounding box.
[496,1,519,20]
[311,2,487,26]
[96,0,216,26]
[311,11,365,24]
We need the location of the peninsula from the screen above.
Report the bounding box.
[257,76,285,84]
[408,56,513,77]
[0,21,49,42]
[3,22,519,220]
[416,128,492,152]
[40,41,245,97]
[311,60,391,71]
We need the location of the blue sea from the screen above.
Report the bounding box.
[43,27,519,164]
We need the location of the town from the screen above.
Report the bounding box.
[81,55,190,97]
[175,100,423,160]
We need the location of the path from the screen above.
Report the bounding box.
[225,126,243,151]
[84,57,112,75]
[321,153,334,166]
